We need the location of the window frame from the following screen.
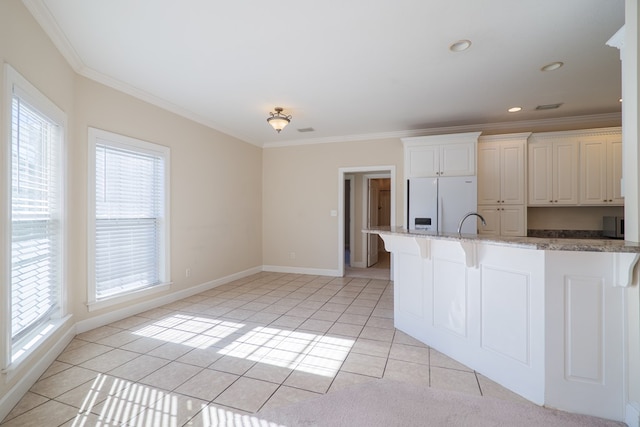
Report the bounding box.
[2,64,68,372]
[87,127,171,312]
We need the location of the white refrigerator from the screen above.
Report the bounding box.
[407,176,478,234]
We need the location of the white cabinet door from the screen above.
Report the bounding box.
[608,138,623,204]
[478,206,500,236]
[477,144,501,204]
[440,142,475,176]
[528,139,578,206]
[407,145,440,177]
[404,137,477,178]
[478,139,525,205]
[501,142,525,205]
[477,205,526,237]
[579,136,623,206]
[580,140,608,205]
[553,141,579,205]
[500,205,526,236]
[528,142,554,205]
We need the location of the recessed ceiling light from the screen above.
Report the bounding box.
[508,107,523,113]
[619,98,623,103]
[541,61,564,72]
[449,40,471,52]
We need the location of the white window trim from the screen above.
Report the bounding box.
[2,63,68,372]
[87,127,171,312]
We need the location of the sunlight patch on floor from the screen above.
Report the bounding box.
[131,315,354,377]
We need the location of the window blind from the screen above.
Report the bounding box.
[11,95,61,344]
[94,143,165,299]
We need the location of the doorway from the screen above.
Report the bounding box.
[367,176,391,268]
[338,166,395,279]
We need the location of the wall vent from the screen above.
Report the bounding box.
[535,103,563,110]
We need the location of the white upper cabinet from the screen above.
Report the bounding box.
[528,127,622,207]
[403,132,480,178]
[478,134,529,205]
[528,134,579,206]
[579,131,623,206]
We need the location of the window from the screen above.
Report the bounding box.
[4,64,66,365]
[88,128,170,309]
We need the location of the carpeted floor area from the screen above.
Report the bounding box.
[255,378,625,427]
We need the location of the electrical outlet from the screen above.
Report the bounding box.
[185,268,191,278]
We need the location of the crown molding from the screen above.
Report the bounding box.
[21,0,622,151]
[478,132,533,143]
[78,67,258,146]
[21,0,84,70]
[263,113,622,149]
[401,132,482,147]
[21,0,260,148]
[528,126,622,141]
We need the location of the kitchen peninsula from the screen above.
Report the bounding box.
[365,226,640,422]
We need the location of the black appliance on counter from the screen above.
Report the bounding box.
[603,216,624,239]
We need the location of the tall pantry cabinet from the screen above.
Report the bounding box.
[477,133,530,236]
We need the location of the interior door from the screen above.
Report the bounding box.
[367,179,380,267]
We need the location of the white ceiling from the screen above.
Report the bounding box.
[24,0,624,147]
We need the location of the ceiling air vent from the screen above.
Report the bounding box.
[297,127,315,133]
[535,103,563,111]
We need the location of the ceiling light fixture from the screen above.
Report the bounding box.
[267,107,292,133]
[449,39,471,52]
[508,106,523,113]
[541,61,564,72]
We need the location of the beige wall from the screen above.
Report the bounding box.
[71,76,263,322]
[527,206,624,231]
[263,139,403,272]
[0,0,77,405]
[0,0,262,406]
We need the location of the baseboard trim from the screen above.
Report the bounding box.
[262,265,340,277]
[0,326,76,422]
[76,266,262,333]
[626,402,640,427]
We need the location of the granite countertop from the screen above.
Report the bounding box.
[364,226,640,253]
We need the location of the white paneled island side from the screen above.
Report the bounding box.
[365,226,640,422]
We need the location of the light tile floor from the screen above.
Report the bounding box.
[1,272,527,427]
